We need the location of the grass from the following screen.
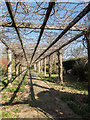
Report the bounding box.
[35,71,89,118]
[38,72,88,95]
[1,70,28,118]
[68,101,89,118]
[2,111,12,117]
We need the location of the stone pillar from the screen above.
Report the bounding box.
[7,49,12,83]
[16,64,18,76]
[36,62,38,72]
[34,63,36,71]
[38,61,40,73]
[40,60,43,73]
[14,55,16,76]
[44,57,46,76]
[48,55,52,78]
[57,50,63,83]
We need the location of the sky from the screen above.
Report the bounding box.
[0,1,89,60]
[0,0,90,2]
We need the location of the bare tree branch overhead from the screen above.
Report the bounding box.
[0,1,89,64]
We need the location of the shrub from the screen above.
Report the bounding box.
[72,58,88,81]
[52,64,58,74]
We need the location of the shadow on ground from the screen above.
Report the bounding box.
[1,71,89,119]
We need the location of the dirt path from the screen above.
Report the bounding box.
[18,70,81,119]
[1,70,82,119]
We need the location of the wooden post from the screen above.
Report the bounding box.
[7,49,12,83]
[57,50,63,83]
[44,57,46,76]
[49,55,52,78]
[34,63,36,71]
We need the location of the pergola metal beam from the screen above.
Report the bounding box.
[33,3,90,64]
[30,2,55,64]
[1,22,86,31]
[33,31,84,64]
[5,1,28,65]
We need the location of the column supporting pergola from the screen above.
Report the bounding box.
[7,48,12,84]
[44,58,46,76]
[57,50,63,83]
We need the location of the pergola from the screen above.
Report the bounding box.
[0,1,90,97]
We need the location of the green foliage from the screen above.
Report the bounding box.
[61,94,89,118]
[61,94,75,101]
[31,65,34,69]
[72,58,88,81]
[2,79,8,86]
[62,57,88,81]
[52,64,58,74]
[63,57,88,72]
[68,102,89,118]
[63,59,75,72]
[2,111,12,117]
[7,87,17,92]
[13,108,21,113]
[0,64,7,76]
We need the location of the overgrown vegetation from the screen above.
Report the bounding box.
[63,57,88,81]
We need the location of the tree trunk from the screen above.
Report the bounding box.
[57,50,63,83]
[7,49,12,83]
[44,58,46,76]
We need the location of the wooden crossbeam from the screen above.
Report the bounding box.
[30,2,55,64]
[33,31,84,64]
[33,3,90,63]
[1,22,87,31]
